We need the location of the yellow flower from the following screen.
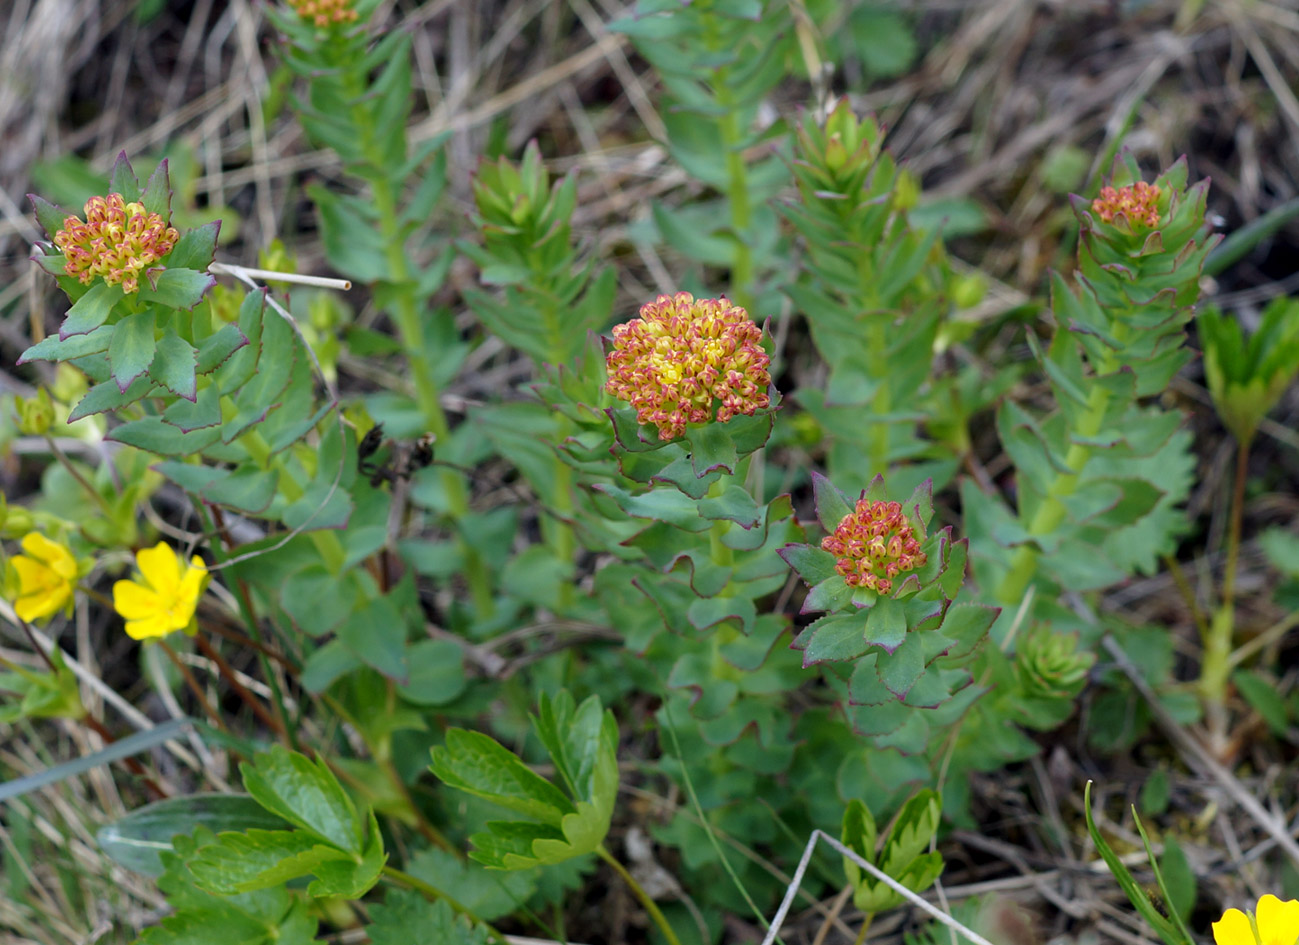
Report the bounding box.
[113,543,209,641]
[1213,895,1299,945]
[9,533,77,623]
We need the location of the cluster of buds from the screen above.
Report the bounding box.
[605,292,771,441]
[1091,181,1162,229]
[285,0,358,26]
[53,194,178,295]
[821,498,927,595]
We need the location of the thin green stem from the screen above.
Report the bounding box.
[853,912,874,945]
[204,504,298,750]
[1201,437,1251,752]
[44,437,113,518]
[706,476,735,572]
[597,844,683,945]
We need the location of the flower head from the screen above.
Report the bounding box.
[112,543,209,641]
[52,194,178,294]
[821,498,927,596]
[605,292,771,441]
[1213,895,1299,945]
[286,0,358,26]
[1091,181,1162,229]
[8,533,77,623]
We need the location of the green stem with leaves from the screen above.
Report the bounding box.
[379,864,507,942]
[597,843,683,945]
[345,80,493,618]
[1201,436,1251,750]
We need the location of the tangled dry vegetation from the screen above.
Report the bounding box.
[2,0,1299,943]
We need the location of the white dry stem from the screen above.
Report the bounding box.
[209,261,351,291]
[759,830,1001,945]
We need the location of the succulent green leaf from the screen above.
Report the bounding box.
[863,597,907,651]
[149,331,198,400]
[798,611,871,664]
[18,325,113,365]
[166,221,221,272]
[108,152,141,202]
[69,375,156,422]
[139,267,215,311]
[139,159,172,218]
[108,308,157,390]
[874,630,924,697]
[812,471,853,534]
[59,281,124,339]
[30,193,75,241]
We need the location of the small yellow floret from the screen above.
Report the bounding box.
[1213,895,1299,945]
[113,542,209,641]
[9,533,77,623]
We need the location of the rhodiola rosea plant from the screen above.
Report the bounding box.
[4,1,1299,943]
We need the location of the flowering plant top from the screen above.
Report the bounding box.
[605,292,771,442]
[53,194,179,295]
[821,497,927,595]
[285,0,358,27]
[1091,181,1162,231]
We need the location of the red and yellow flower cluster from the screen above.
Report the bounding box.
[53,194,179,295]
[821,498,927,595]
[286,0,359,26]
[1091,181,1162,229]
[605,292,771,441]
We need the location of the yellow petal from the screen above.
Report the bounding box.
[124,613,177,641]
[113,579,163,620]
[1256,896,1299,945]
[20,532,77,579]
[15,588,65,622]
[1215,909,1260,945]
[136,543,181,594]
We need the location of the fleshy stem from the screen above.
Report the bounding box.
[533,267,578,612]
[597,843,684,945]
[1200,436,1251,753]
[343,76,493,619]
[711,40,754,312]
[996,328,1125,604]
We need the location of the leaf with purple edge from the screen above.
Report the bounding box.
[684,422,739,478]
[608,406,669,452]
[902,478,934,534]
[802,575,853,614]
[108,152,141,204]
[812,471,852,533]
[863,598,907,652]
[161,385,222,432]
[19,326,113,365]
[777,542,837,586]
[686,595,755,634]
[800,611,871,665]
[108,309,157,391]
[68,375,156,422]
[30,194,74,242]
[875,631,924,698]
[165,221,220,272]
[139,268,214,311]
[108,417,222,456]
[149,332,198,401]
[697,483,762,529]
[195,322,248,374]
[139,160,171,218]
[59,282,124,339]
